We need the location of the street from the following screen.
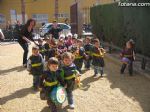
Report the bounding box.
[0,43,150,112]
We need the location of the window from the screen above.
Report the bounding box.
[0,14,5,24]
[59,24,69,29]
[32,14,48,23]
[47,24,53,29]
[54,13,69,18]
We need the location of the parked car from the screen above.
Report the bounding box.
[39,23,71,37]
[81,30,93,38]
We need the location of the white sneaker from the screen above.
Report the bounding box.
[94,74,100,78]
[69,104,75,109]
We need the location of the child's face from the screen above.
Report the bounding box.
[58,40,63,46]
[94,42,100,48]
[32,49,39,56]
[63,57,73,66]
[72,38,77,44]
[78,41,82,46]
[68,36,72,40]
[48,64,58,72]
[85,38,90,44]
[75,48,79,54]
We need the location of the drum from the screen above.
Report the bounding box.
[50,86,66,104]
[121,57,131,64]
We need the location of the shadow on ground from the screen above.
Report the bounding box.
[0,66,26,75]
[0,87,36,105]
[105,59,150,112]
[80,75,100,91]
[41,105,71,112]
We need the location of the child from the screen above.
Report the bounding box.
[65,33,73,48]
[48,39,59,59]
[73,39,86,74]
[120,40,135,76]
[68,34,78,52]
[84,36,93,70]
[39,57,65,112]
[92,39,106,78]
[59,34,65,40]
[27,46,44,90]
[57,39,67,55]
[57,39,67,68]
[37,38,45,58]
[43,37,50,61]
[61,52,80,109]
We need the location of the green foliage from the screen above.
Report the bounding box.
[90,2,150,56]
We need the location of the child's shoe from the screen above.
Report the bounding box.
[23,64,27,68]
[94,74,100,78]
[32,86,38,91]
[69,104,75,109]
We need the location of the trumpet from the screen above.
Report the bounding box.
[98,48,106,57]
[75,76,83,88]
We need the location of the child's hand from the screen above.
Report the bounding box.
[33,41,38,46]
[120,53,123,58]
[77,73,81,77]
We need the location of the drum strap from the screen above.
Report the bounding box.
[44,81,58,86]
[92,53,104,57]
[86,51,91,55]
[39,49,46,53]
[86,51,90,54]
[31,63,42,67]
[64,74,75,80]
[75,55,83,59]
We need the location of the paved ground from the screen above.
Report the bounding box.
[0,43,150,112]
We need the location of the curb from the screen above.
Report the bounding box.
[105,54,150,80]
[0,41,18,46]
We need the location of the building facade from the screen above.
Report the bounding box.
[0,0,114,27]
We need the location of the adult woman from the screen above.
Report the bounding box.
[18,19,37,67]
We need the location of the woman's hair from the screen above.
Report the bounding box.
[25,18,36,28]
[48,57,59,65]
